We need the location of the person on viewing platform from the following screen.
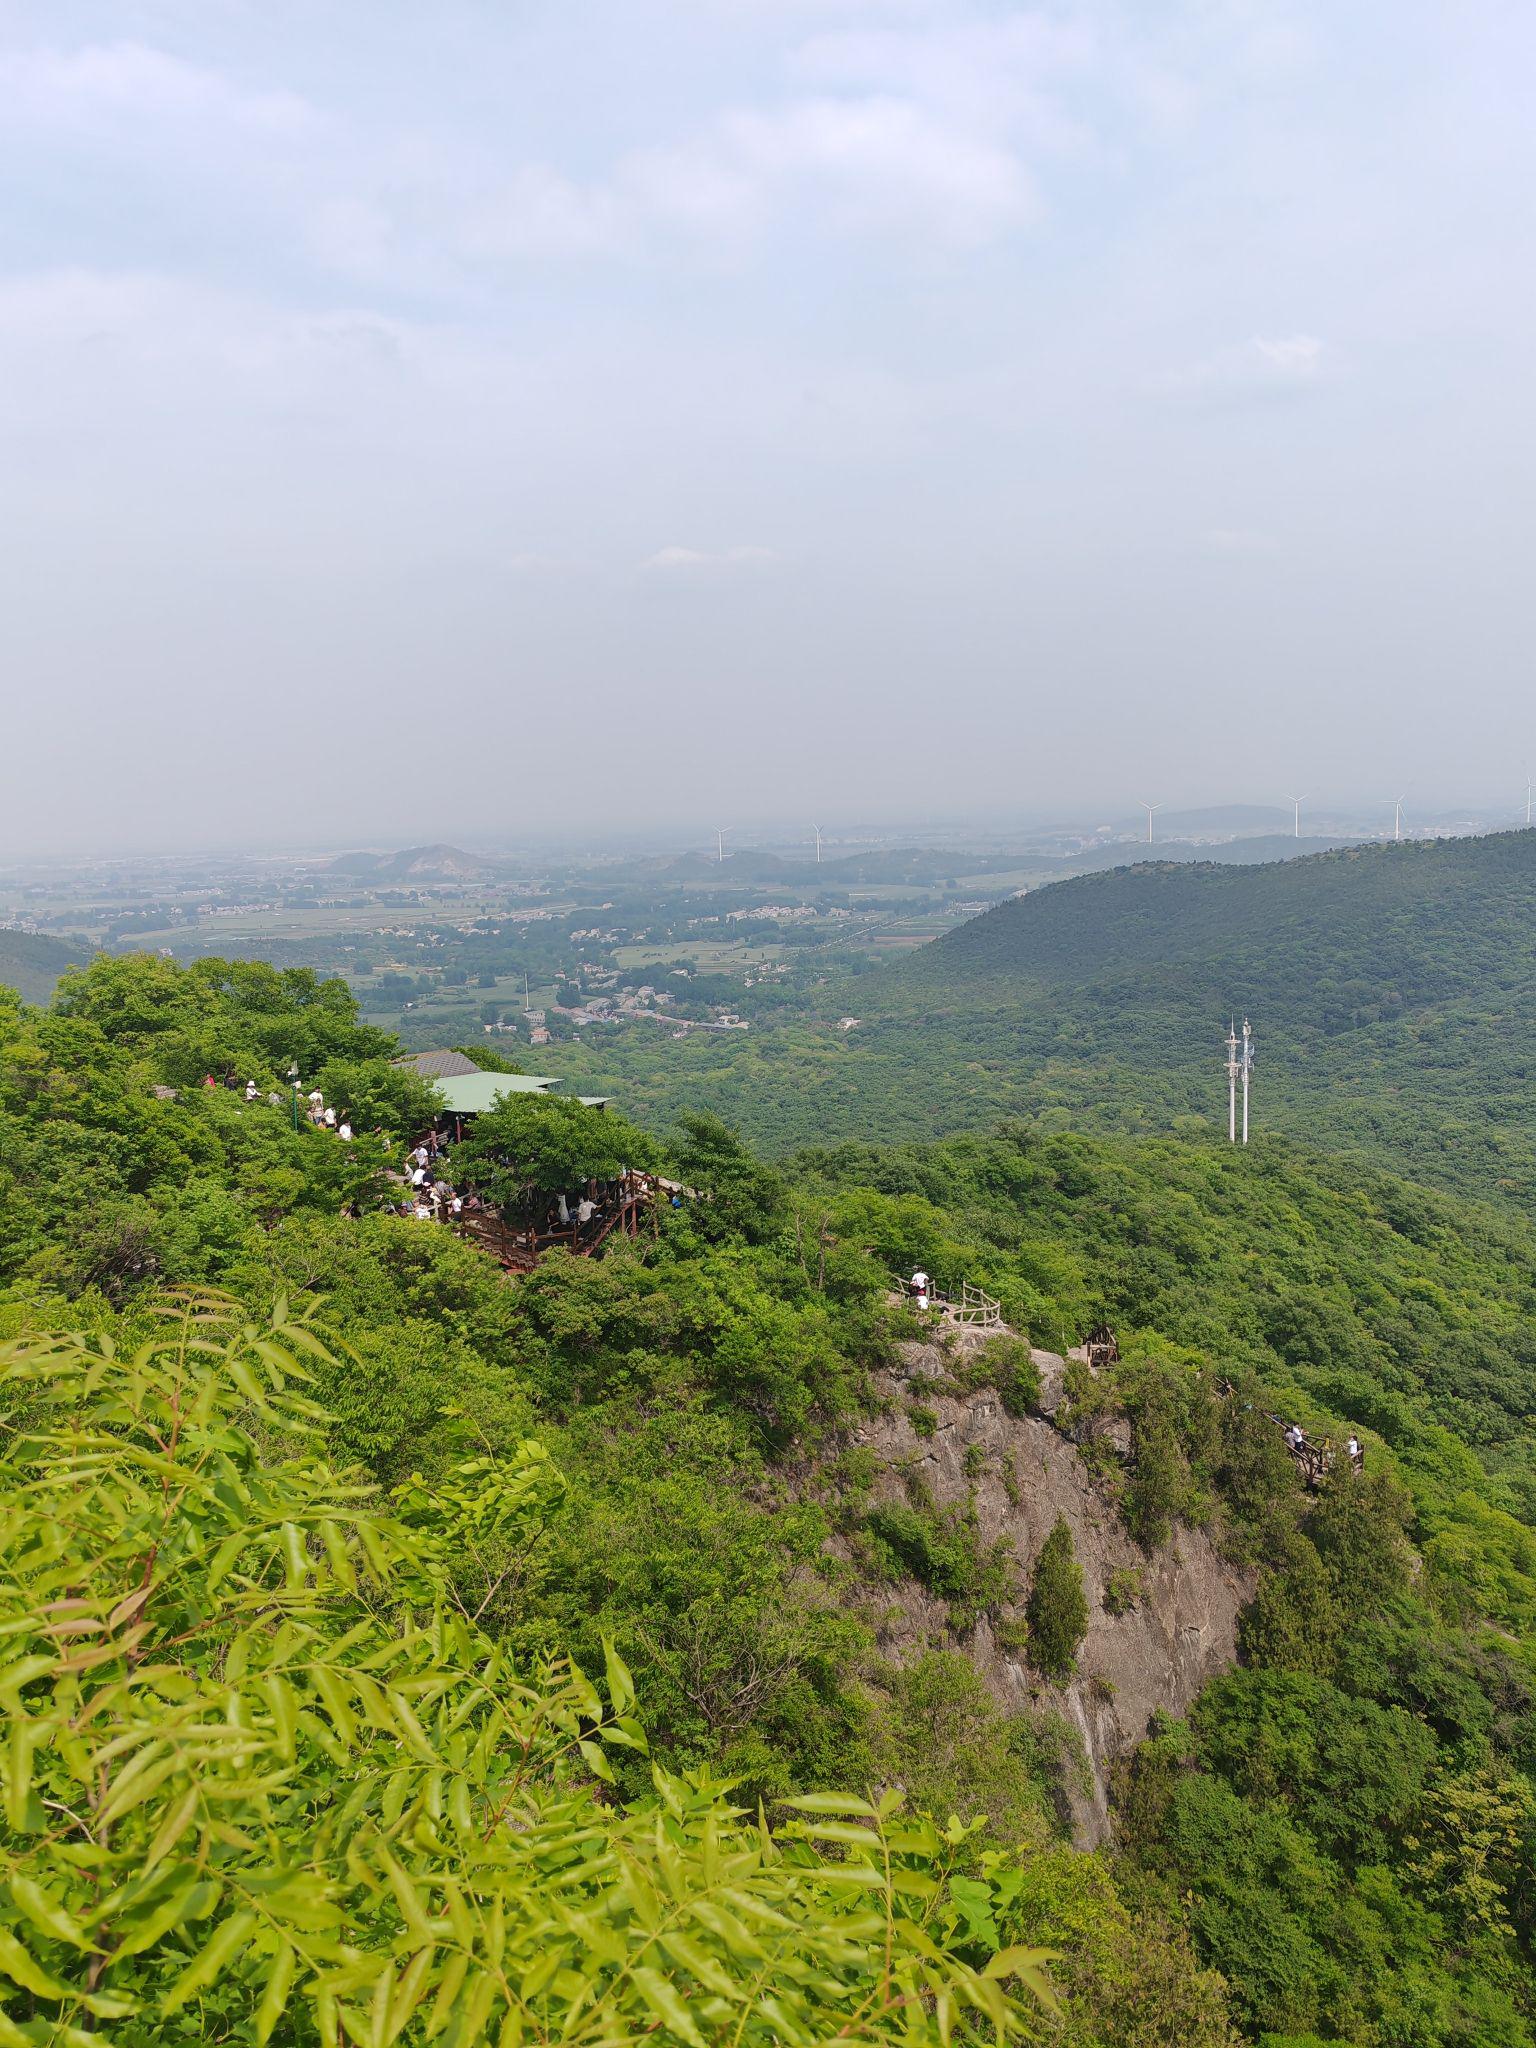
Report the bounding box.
[911,1270,930,1312]
[577,1196,595,1226]
[338,1120,353,1142]
[1346,1434,1363,1469]
[323,1105,337,1129]
[244,1079,258,1103]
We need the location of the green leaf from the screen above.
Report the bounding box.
[112,1878,215,1961]
[10,1878,90,1950]
[161,1910,259,2014]
[4,1718,38,1833]
[779,1791,880,1817]
[602,1637,635,1716]
[629,1965,707,2047]
[0,1926,74,2000]
[787,1821,884,1851]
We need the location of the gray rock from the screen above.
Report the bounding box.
[854,1331,1253,1847]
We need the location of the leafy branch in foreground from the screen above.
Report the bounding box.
[0,1293,1056,2044]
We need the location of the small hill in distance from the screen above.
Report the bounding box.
[656,838,1359,890]
[0,930,90,1005]
[327,844,492,883]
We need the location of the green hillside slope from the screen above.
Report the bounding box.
[550,831,1536,1206]
[0,928,89,1005]
[5,955,1536,2038]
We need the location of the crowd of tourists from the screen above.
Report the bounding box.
[202,1070,358,1142]
[398,1135,472,1224]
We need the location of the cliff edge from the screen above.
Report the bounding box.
[843,1320,1255,1845]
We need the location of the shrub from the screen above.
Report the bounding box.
[1026,1517,1089,1678]
[977,1334,1043,1417]
[0,1297,1057,2044]
[1123,1387,1187,1549]
[1103,1566,1143,1616]
[995,1613,1031,1657]
[864,1495,1013,1633]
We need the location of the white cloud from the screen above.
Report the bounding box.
[1202,526,1278,556]
[1161,333,1329,400]
[0,41,314,135]
[1251,333,1325,381]
[633,96,1035,244]
[641,545,782,573]
[443,93,1035,263]
[793,14,1094,146]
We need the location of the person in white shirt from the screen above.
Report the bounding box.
[911,1270,930,1312]
[245,1079,258,1103]
[338,1121,353,1142]
[323,1106,337,1129]
[577,1197,595,1226]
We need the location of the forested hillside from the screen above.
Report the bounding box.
[549,830,1536,1212]
[0,951,1534,2041]
[0,928,86,1005]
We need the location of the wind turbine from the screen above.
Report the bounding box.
[1287,794,1307,840]
[1140,801,1162,845]
[811,824,823,865]
[1525,771,1533,828]
[1380,796,1406,842]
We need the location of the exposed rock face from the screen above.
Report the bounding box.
[847,1324,1255,1847]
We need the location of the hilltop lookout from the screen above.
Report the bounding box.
[392,1049,660,1271]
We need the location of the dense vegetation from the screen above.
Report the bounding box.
[0,1302,1053,2044]
[542,831,1536,1218]
[0,929,83,1006]
[3,949,1536,2042]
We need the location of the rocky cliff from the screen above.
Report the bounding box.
[842,1321,1255,1846]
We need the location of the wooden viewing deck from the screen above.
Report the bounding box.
[454,1170,661,1275]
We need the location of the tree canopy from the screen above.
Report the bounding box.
[0,1297,1055,2045]
[450,1095,659,1211]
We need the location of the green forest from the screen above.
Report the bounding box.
[538,831,1536,1218]
[2,944,1535,2044]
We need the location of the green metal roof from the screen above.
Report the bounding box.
[434,1072,563,1116]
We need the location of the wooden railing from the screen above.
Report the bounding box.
[947,1282,1003,1329]
[455,1170,659,1274]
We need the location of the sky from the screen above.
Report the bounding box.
[3,0,1535,855]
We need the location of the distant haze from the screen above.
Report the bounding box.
[4,2,1536,856]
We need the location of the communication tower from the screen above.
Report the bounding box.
[1224,1020,1240,1143]
[1241,1017,1255,1144]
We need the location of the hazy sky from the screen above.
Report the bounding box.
[4,0,1535,854]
